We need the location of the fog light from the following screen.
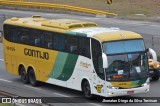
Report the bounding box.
[112,87,119,89]
[108,92,112,95]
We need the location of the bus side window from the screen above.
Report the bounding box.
[66,36,79,54]
[18,28,30,45]
[12,28,18,43]
[79,37,90,58]
[31,30,42,47]
[91,39,104,80]
[4,25,10,41]
[4,25,17,42]
[54,34,65,51]
[43,32,53,49]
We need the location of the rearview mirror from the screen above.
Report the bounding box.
[147,48,157,63]
[102,53,108,69]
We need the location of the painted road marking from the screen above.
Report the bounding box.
[53,93,70,97]
[150,24,160,28]
[24,85,42,91]
[0,78,12,83]
[89,103,103,106]
[0,59,4,61]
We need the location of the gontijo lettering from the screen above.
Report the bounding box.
[24,48,49,60]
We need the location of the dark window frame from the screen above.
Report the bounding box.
[91,38,104,80]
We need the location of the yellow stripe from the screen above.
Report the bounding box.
[110,81,138,88]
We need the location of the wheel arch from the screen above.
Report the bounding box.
[81,77,93,94]
[27,65,35,75]
[18,64,26,75]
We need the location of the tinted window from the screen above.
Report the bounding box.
[103,39,145,55]
[43,32,53,49]
[4,25,17,42]
[17,28,30,45]
[66,36,79,54]
[4,24,91,58]
[31,30,42,47]
[54,34,65,51]
[91,39,104,80]
[79,37,90,58]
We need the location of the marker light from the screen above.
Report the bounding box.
[107,86,119,89]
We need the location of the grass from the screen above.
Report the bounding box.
[0,104,12,106]
[2,0,159,21]
[25,0,160,18]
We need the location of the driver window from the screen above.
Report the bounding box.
[91,39,104,80]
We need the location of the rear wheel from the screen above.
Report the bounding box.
[82,81,93,99]
[28,68,37,86]
[20,66,29,84]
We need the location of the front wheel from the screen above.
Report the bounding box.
[82,81,93,99]
[28,68,38,86]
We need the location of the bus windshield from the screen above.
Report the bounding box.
[103,39,145,55]
[103,39,148,81]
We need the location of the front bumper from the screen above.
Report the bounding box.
[105,85,149,97]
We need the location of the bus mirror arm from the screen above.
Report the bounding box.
[102,53,108,69]
[148,48,157,63]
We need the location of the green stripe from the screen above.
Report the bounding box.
[130,80,139,86]
[49,52,68,79]
[66,31,77,35]
[49,52,78,81]
[66,31,87,37]
[137,78,147,85]
[57,54,78,81]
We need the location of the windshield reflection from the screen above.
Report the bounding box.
[105,53,148,81]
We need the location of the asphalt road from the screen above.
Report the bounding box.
[0,9,160,106]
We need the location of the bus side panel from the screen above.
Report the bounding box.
[12,56,18,75]
[46,52,78,87]
[4,54,18,75]
[38,61,54,82]
[66,56,93,91]
[5,54,12,74]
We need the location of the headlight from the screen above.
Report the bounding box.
[107,86,119,89]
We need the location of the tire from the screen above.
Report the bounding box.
[28,68,37,86]
[152,69,160,81]
[82,81,93,99]
[20,66,29,84]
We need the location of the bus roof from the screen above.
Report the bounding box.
[4,16,143,42]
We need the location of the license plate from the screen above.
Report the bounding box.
[127,91,134,94]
